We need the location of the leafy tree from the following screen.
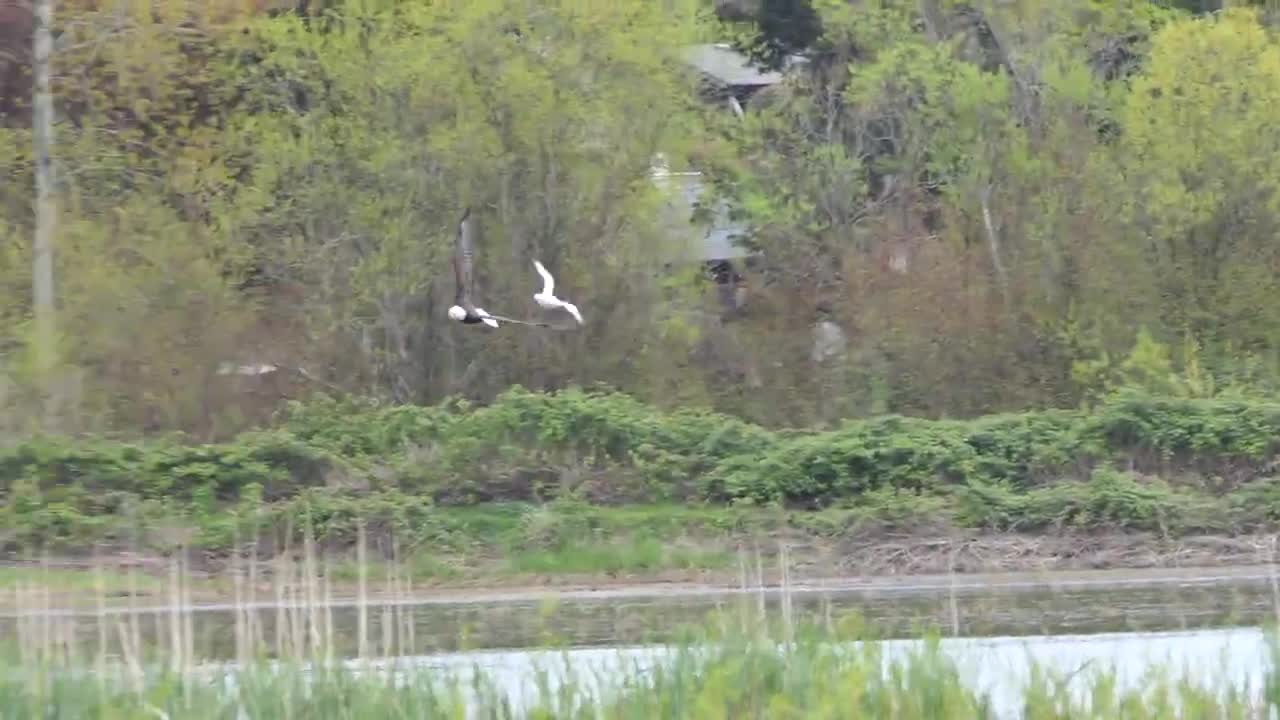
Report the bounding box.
[221,0,712,405]
[0,0,258,436]
[1108,8,1280,355]
[3,0,1280,441]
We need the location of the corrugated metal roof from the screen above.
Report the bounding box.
[681,44,783,87]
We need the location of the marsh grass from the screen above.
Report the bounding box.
[3,624,1278,719]
[3,536,1280,719]
[508,536,734,576]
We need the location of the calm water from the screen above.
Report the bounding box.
[329,627,1267,719]
[5,570,1279,658]
[5,572,1279,717]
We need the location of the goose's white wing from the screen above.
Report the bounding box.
[533,260,555,295]
[563,302,583,324]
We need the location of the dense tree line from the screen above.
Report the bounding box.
[2,0,1280,439]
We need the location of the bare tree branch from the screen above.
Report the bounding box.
[979,182,1010,304]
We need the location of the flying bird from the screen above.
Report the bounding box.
[448,208,549,329]
[532,260,583,325]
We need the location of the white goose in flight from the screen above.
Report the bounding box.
[533,260,583,325]
[447,208,549,329]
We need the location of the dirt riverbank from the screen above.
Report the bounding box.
[5,530,1280,613]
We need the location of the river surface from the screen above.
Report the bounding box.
[4,566,1280,658]
[329,627,1268,719]
[5,567,1280,717]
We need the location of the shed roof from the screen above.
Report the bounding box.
[681,43,783,87]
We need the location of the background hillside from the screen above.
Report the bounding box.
[3,0,1280,439]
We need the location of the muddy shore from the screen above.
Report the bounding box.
[5,531,1280,613]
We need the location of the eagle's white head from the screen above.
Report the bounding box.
[447,305,467,321]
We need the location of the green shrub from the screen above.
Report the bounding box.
[961,409,1096,487]
[0,431,343,503]
[5,388,1280,552]
[707,393,1280,507]
[1084,390,1280,469]
[279,394,452,458]
[958,468,1230,534]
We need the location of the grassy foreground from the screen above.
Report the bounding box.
[2,619,1276,719]
[5,528,1277,719]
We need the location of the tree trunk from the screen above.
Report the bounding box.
[979,183,1010,304]
[32,0,56,428]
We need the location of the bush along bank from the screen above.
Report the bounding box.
[3,387,1280,554]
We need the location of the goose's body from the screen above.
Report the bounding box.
[533,260,583,325]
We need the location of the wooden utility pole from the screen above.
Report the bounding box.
[32,0,56,426]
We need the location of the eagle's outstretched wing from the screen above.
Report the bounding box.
[452,207,476,310]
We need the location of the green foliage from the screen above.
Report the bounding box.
[4,389,1280,554]
[710,0,1280,421]
[5,0,1280,437]
[708,416,977,505]
[215,0,711,408]
[1074,326,1280,404]
[956,468,1222,534]
[1098,7,1280,350]
[16,0,1280,581]
[279,394,452,458]
[1086,391,1280,461]
[0,430,338,502]
[0,430,344,550]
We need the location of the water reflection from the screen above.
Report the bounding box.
[3,573,1277,660]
